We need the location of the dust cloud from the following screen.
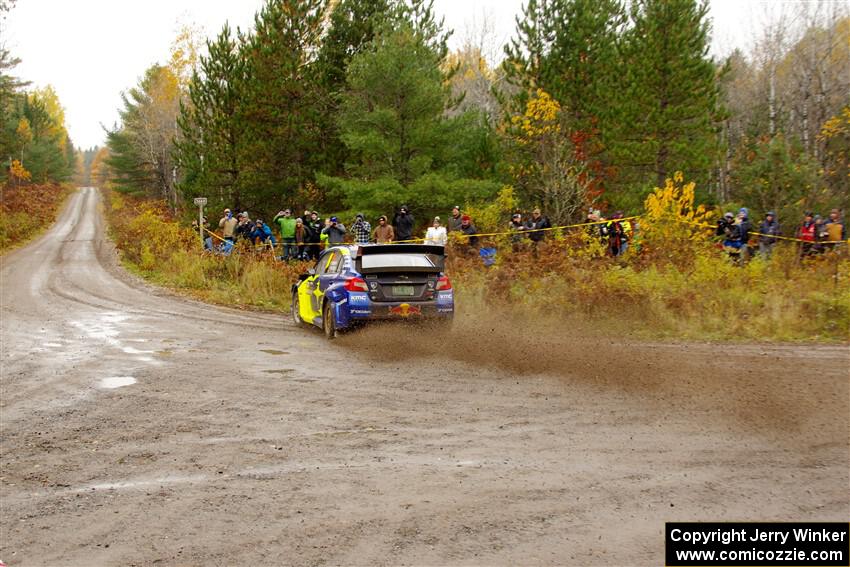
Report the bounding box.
[338,306,849,443]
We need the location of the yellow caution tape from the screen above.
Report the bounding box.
[671,217,850,245]
[390,216,642,244]
[201,217,848,252]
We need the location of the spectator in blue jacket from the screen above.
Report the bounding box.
[250,219,277,248]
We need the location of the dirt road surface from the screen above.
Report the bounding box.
[1,188,848,566]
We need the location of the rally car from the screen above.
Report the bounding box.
[290,244,454,338]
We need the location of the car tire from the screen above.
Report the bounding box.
[323,301,337,340]
[291,290,305,327]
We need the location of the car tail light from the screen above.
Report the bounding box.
[344,277,369,292]
[436,276,452,290]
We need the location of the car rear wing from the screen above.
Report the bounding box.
[355,244,446,274]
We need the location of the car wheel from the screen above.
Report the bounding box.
[323,301,337,339]
[291,290,305,326]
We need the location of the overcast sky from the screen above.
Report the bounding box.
[3,0,777,149]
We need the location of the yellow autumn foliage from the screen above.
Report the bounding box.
[510,89,561,142]
[9,160,31,182]
[819,105,850,140]
[640,172,717,264]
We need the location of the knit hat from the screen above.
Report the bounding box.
[461,214,471,222]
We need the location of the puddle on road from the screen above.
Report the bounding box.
[263,369,295,375]
[99,377,137,389]
[122,346,155,355]
[260,349,289,356]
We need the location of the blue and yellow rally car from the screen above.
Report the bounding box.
[291,244,454,338]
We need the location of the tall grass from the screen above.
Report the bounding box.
[450,243,849,342]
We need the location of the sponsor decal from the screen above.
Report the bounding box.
[350,309,371,315]
[388,303,422,317]
[348,293,369,304]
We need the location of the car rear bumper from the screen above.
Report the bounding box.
[339,292,453,326]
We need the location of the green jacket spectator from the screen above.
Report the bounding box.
[274,210,297,239]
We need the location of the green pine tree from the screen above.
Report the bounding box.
[238,0,328,214]
[613,0,722,197]
[176,24,248,210]
[312,0,392,184]
[323,19,499,215]
[504,0,625,134]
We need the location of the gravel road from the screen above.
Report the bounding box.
[1,187,847,566]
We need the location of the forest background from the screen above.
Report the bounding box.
[3,0,848,230]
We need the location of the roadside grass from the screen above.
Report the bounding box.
[105,190,304,312]
[449,242,849,342]
[0,182,73,254]
[104,188,849,342]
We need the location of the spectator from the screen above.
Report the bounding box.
[274,209,297,260]
[448,206,463,233]
[295,218,307,259]
[219,208,238,243]
[373,215,394,244]
[508,213,525,248]
[424,216,448,246]
[615,212,632,253]
[607,213,629,257]
[758,211,780,257]
[737,207,752,257]
[250,219,276,248]
[352,213,371,246]
[322,216,347,245]
[236,212,254,242]
[718,211,745,263]
[459,214,479,249]
[320,218,331,250]
[823,209,845,251]
[813,215,829,254]
[525,208,551,243]
[586,209,606,241]
[305,211,323,260]
[394,205,415,242]
[797,212,817,256]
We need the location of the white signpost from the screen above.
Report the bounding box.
[194,197,208,247]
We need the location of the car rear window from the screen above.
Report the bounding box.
[360,254,437,270]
